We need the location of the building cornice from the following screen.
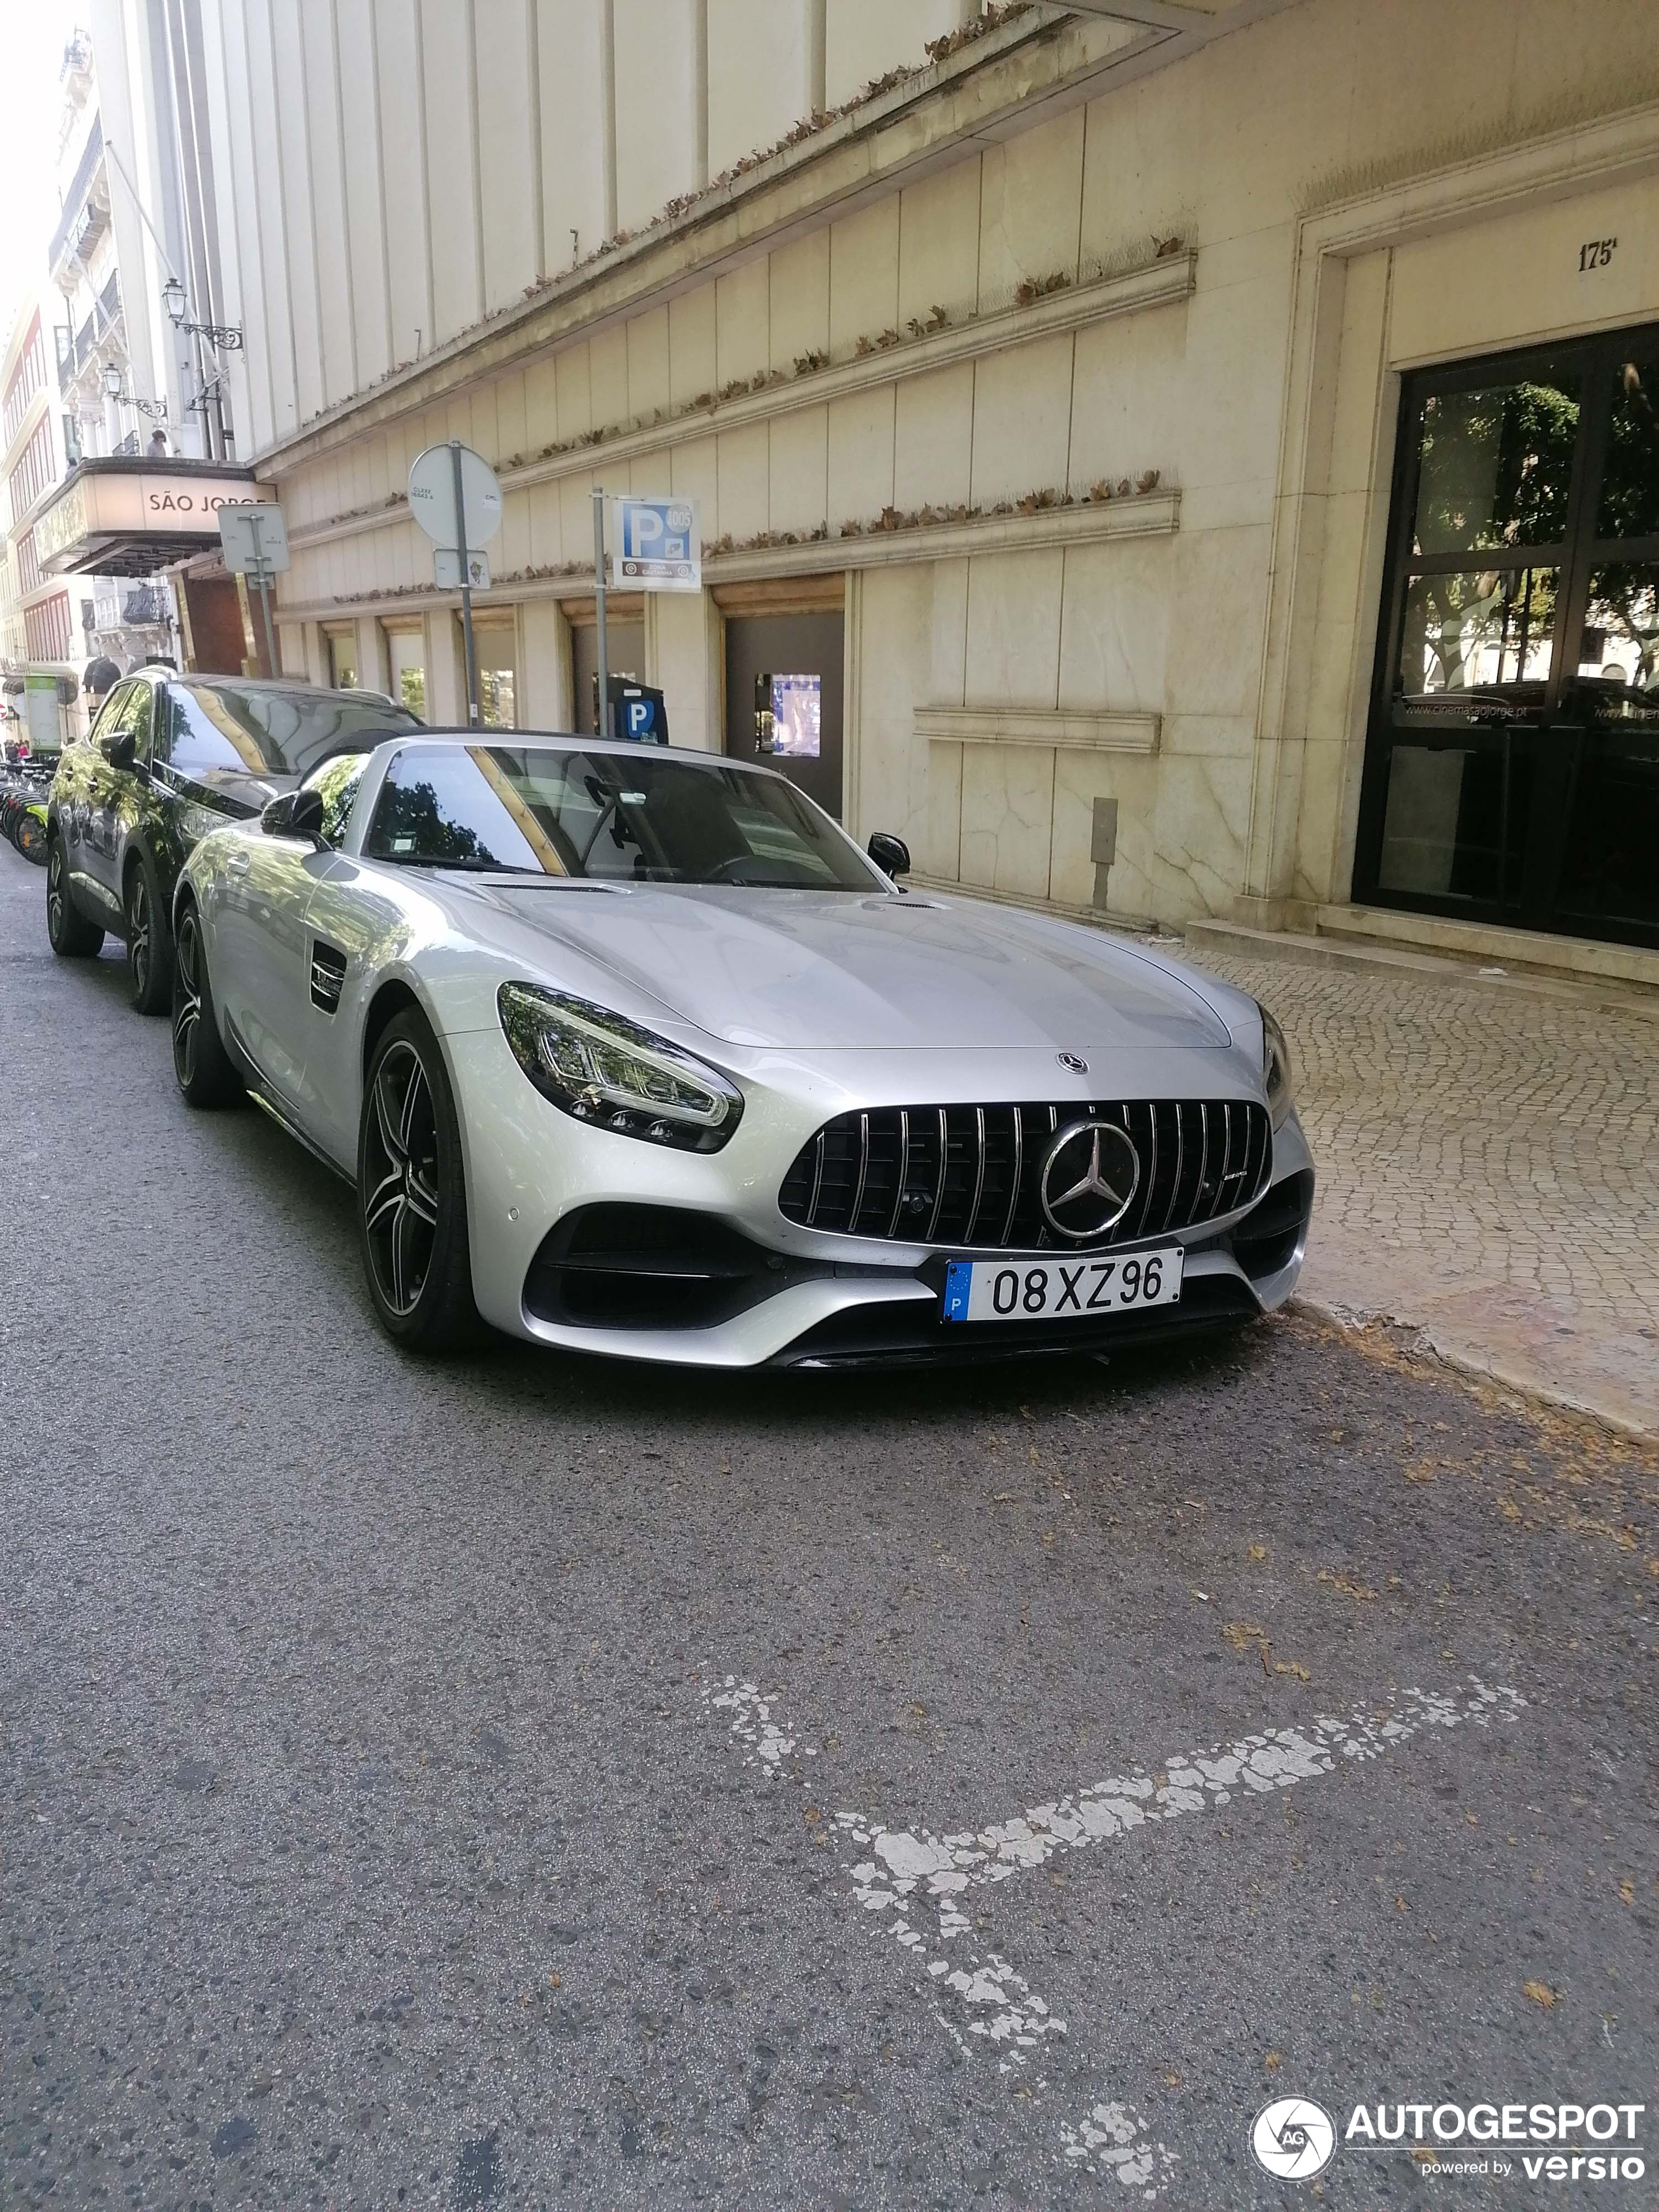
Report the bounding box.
[286,252,1195,556]
[250,3,1227,475]
[272,487,1180,623]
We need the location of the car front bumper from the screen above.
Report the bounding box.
[445,1027,1315,1370]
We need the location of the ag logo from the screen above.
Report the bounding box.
[1251,2098,1336,2181]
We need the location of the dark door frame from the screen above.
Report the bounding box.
[1353,319,1659,949]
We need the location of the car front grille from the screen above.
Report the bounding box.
[777,1099,1272,1251]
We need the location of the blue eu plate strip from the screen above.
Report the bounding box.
[942,1260,972,1322]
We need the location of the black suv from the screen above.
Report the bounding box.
[46,670,421,1011]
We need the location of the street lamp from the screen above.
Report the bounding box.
[159,276,242,351]
[102,363,169,422]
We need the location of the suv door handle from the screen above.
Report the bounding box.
[227,849,251,875]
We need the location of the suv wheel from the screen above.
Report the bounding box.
[172,901,243,1107]
[357,1010,479,1352]
[125,850,172,1014]
[47,836,105,957]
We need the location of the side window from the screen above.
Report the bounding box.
[93,682,134,749]
[128,683,156,765]
[306,752,370,849]
[167,686,258,775]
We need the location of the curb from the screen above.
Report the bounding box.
[1289,1294,1658,1448]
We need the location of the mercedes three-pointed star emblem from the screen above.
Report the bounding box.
[1038,1117,1142,1240]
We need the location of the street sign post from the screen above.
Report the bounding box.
[590,494,700,741]
[217,502,289,678]
[408,441,503,728]
[615,497,700,590]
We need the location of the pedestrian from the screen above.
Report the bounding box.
[83,654,121,712]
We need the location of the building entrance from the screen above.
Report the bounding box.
[724,609,844,819]
[1355,324,1659,948]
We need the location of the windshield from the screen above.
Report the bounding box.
[363,743,884,890]
[170,682,421,780]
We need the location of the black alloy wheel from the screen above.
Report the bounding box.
[124,851,172,1015]
[46,836,104,957]
[357,1010,479,1351]
[171,901,242,1107]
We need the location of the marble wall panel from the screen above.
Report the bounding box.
[959,741,1056,902]
[963,548,1064,709]
[716,421,769,541]
[716,258,771,389]
[828,199,900,355]
[977,109,1086,306]
[769,231,831,374]
[893,362,974,511]
[1057,539,1171,714]
[768,408,829,534]
[827,387,895,526]
[897,157,982,327]
[969,332,1074,508]
[669,287,718,409]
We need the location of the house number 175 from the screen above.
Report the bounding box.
[1578,236,1617,272]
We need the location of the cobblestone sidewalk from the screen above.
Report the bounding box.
[1187,949,1659,1437]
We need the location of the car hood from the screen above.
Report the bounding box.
[457,882,1234,1051]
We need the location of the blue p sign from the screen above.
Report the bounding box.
[626,698,652,737]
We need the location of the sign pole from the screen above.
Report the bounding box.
[255,565,278,676]
[451,440,481,727]
[592,486,610,739]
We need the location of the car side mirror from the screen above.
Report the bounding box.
[263,787,326,845]
[867,830,910,880]
[103,729,135,771]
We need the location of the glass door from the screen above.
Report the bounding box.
[1355,325,1659,948]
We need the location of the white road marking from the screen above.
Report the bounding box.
[704,1674,1523,2195]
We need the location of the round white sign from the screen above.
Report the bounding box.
[1251,2098,1336,2182]
[407,441,503,550]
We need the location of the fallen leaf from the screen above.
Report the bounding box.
[1263,2051,1281,2074]
[1317,1567,1378,1603]
[1222,1620,1266,1653]
[1619,1878,1634,1906]
[1247,1543,1268,1562]
[1274,1659,1312,1682]
[1522,1980,1558,2008]
[1161,2068,1182,2088]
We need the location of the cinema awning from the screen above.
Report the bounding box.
[32,457,275,579]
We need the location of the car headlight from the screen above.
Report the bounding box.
[1258,1002,1293,1130]
[498,982,744,1152]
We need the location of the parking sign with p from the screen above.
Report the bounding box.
[616,498,700,591]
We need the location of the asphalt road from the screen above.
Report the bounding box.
[2,835,1655,2211]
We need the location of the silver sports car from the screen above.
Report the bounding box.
[171,731,1313,1368]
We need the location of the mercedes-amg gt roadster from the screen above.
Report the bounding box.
[169,732,1313,1367]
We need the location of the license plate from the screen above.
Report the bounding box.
[941,1247,1183,1324]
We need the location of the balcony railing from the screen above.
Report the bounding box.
[48,116,104,274]
[55,271,123,394]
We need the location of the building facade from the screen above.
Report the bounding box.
[204,0,1659,959]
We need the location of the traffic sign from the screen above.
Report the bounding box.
[615,496,699,590]
[434,548,491,590]
[217,502,289,575]
[408,442,502,549]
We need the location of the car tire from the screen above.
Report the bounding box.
[125,848,172,1015]
[46,835,105,957]
[171,899,243,1108]
[357,1009,480,1353]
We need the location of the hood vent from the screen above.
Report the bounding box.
[310,940,347,1014]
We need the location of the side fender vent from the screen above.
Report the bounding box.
[310,939,347,1014]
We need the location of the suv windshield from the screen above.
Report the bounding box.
[364,743,882,890]
[169,682,420,780]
